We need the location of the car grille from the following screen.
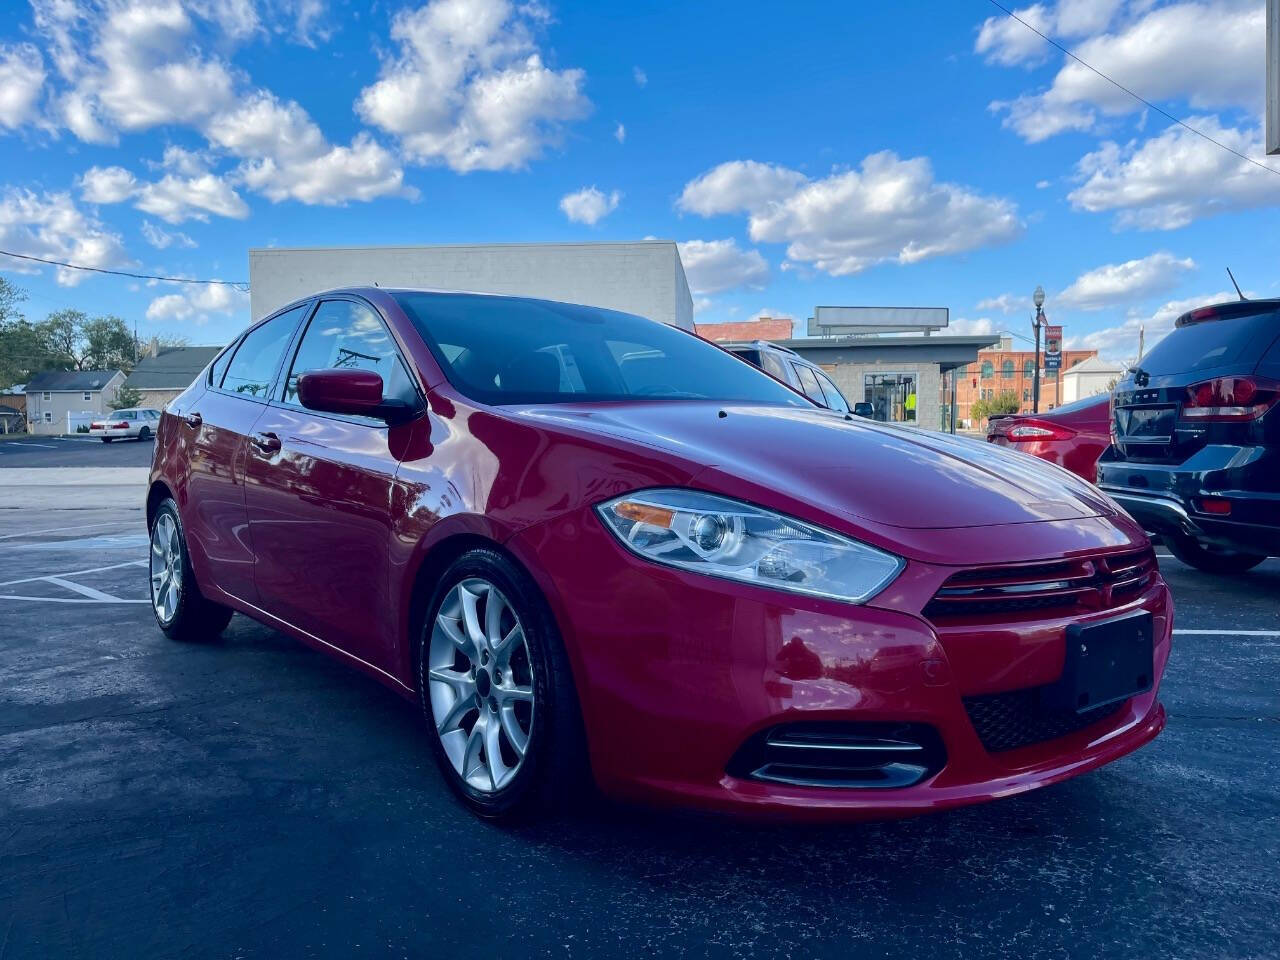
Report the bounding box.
[924,547,1157,623]
[963,686,1126,753]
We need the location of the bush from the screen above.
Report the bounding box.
[76,424,89,433]
[971,390,1021,424]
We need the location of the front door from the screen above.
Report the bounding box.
[243,298,421,674]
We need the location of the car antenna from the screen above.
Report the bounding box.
[1226,267,1246,301]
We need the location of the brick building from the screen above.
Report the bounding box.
[694,316,795,342]
[953,338,1097,427]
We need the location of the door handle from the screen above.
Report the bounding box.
[182,411,202,429]
[250,431,281,454]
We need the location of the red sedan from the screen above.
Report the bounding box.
[148,289,1170,821]
[986,394,1112,482]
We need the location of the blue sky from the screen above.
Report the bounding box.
[0,0,1274,359]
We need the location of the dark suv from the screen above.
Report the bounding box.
[1098,299,1280,573]
[723,340,861,413]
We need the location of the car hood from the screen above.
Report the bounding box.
[511,401,1115,530]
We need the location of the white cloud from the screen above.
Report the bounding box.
[1068,118,1280,229]
[986,2,1263,142]
[140,219,195,248]
[679,154,1021,276]
[0,43,46,129]
[633,66,646,87]
[975,293,1020,314]
[357,0,589,172]
[1056,251,1196,310]
[146,281,247,325]
[745,309,794,324]
[135,171,249,223]
[78,165,138,203]
[677,238,768,295]
[559,186,620,224]
[614,121,625,143]
[939,316,997,336]
[0,188,128,286]
[975,1,1123,67]
[692,296,714,315]
[1065,290,1236,360]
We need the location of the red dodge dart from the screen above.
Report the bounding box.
[148,289,1171,820]
[986,394,1112,483]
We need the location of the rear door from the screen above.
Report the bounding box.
[179,304,309,605]
[1113,306,1280,462]
[243,297,422,672]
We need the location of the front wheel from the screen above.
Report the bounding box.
[1165,533,1267,575]
[417,548,588,820]
[149,498,234,641]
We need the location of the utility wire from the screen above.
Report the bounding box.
[0,249,249,291]
[983,0,1280,179]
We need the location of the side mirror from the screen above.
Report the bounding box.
[852,402,874,418]
[296,369,412,423]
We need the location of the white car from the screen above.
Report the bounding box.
[89,407,162,442]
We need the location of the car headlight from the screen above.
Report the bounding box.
[595,488,903,603]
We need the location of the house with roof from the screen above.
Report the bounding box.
[123,343,224,410]
[1060,355,1125,403]
[24,370,126,435]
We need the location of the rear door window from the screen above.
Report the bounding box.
[1140,309,1280,376]
[222,305,309,399]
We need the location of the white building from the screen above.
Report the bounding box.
[24,370,126,435]
[1061,355,1125,403]
[248,241,694,330]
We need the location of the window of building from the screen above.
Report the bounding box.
[1024,359,1034,378]
[980,361,993,379]
[83,391,92,401]
[43,411,52,423]
[42,391,50,401]
[1023,389,1029,401]
[1002,359,1014,379]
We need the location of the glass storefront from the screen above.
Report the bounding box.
[863,372,917,423]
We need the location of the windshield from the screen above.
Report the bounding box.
[394,293,811,407]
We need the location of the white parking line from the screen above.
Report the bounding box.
[0,521,133,542]
[0,558,146,587]
[1173,629,1280,636]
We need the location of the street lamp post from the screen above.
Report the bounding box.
[1032,285,1046,414]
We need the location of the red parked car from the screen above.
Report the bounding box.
[148,289,1171,821]
[986,394,1112,482]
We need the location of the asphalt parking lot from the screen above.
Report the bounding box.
[0,436,155,468]
[0,474,1277,958]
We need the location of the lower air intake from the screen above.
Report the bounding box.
[728,722,946,789]
[963,687,1126,753]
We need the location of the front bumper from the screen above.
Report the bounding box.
[509,510,1172,822]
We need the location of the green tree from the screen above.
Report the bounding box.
[40,310,136,372]
[971,390,1021,423]
[109,383,144,410]
[0,278,50,389]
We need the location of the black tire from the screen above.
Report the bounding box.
[149,498,234,642]
[139,426,151,441]
[101,437,112,443]
[416,547,589,820]
[1165,533,1267,575]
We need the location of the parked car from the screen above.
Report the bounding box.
[90,407,162,442]
[723,340,851,412]
[986,394,1111,482]
[1098,299,1279,573]
[148,289,1170,821]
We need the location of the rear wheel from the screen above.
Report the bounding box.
[139,426,151,440]
[417,548,588,820]
[1165,533,1267,575]
[101,437,112,443]
[149,498,234,641]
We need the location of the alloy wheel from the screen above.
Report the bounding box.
[428,578,535,794]
[149,513,182,624]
